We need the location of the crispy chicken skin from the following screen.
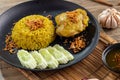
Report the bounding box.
[55,9,89,37]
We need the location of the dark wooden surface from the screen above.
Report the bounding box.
[0,0,120,80]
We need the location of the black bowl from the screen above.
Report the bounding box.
[0,0,100,71]
[102,43,120,73]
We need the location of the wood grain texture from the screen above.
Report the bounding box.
[0,0,120,80]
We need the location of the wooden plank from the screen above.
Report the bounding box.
[0,0,120,80]
[58,70,75,80]
[47,73,67,80]
[33,70,57,79]
[1,68,27,80]
[71,63,91,77]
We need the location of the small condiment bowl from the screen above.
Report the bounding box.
[102,43,120,73]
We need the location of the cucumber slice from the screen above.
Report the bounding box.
[47,46,68,64]
[54,44,74,61]
[31,51,47,69]
[17,50,37,69]
[39,49,59,69]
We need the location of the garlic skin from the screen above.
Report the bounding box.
[98,8,120,29]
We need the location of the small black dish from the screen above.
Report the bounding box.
[102,43,120,73]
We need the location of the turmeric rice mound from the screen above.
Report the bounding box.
[12,15,55,50]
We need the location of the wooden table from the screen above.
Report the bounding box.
[0,0,120,80]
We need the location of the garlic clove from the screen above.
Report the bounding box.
[114,14,119,22]
[98,12,110,27]
[101,15,108,27]
[115,14,120,25]
[98,14,107,23]
[111,8,117,13]
[105,15,112,29]
[111,15,118,28]
[113,14,120,27]
[113,8,119,13]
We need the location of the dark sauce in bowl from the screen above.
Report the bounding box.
[106,49,120,70]
[102,43,120,73]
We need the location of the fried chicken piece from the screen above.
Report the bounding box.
[55,9,89,37]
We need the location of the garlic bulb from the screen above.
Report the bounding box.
[98,8,120,29]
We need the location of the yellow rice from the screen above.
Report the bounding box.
[12,15,55,50]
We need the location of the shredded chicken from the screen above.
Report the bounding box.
[25,19,44,31]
